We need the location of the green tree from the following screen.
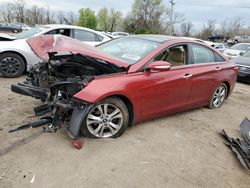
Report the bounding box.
[97,7,123,32]
[77,8,97,29]
[124,0,164,34]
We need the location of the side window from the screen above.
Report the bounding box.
[45,29,71,37]
[74,29,96,41]
[45,29,58,34]
[154,45,187,66]
[191,44,216,64]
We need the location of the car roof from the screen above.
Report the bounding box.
[130,34,177,43]
[44,24,98,32]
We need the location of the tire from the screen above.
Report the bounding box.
[208,83,228,109]
[0,53,25,78]
[13,29,18,33]
[234,40,238,44]
[81,97,129,139]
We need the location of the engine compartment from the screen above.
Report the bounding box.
[10,53,127,138]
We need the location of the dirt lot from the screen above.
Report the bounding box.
[0,76,250,188]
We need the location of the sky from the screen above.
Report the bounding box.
[2,0,250,31]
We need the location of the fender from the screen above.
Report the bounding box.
[73,73,143,120]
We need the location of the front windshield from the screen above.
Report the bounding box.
[98,37,160,64]
[15,26,49,39]
[243,50,250,58]
[231,43,250,51]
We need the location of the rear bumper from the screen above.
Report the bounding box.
[11,83,48,100]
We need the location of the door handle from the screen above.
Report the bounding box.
[183,73,192,79]
[215,67,222,71]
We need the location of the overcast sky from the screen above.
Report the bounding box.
[3,0,250,31]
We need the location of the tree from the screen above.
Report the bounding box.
[13,0,25,23]
[77,8,97,29]
[165,8,185,34]
[181,21,193,37]
[97,7,109,31]
[124,0,165,34]
[0,2,15,23]
[97,7,123,32]
[199,20,216,39]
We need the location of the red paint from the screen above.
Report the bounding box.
[72,139,83,149]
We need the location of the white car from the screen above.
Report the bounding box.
[223,43,250,59]
[0,24,112,77]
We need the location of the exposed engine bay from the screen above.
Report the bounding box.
[10,52,126,139]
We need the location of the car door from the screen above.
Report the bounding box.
[138,44,193,119]
[186,43,227,106]
[73,29,103,46]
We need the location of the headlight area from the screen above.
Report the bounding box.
[9,80,91,139]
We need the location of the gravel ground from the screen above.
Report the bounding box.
[0,76,250,188]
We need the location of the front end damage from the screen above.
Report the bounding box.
[10,52,126,139]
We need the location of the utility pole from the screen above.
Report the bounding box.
[169,0,175,36]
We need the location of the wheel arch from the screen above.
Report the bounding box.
[103,94,135,127]
[222,81,230,98]
[0,51,27,72]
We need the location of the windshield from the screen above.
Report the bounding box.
[243,50,250,58]
[98,37,160,64]
[231,43,250,51]
[15,26,49,39]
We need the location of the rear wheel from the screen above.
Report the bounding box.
[0,53,25,78]
[81,97,129,138]
[208,83,228,109]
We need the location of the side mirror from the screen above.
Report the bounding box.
[147,61,172,72]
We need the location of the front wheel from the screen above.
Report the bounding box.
[81,97,129,138]
[208,83,228,109]
[0,53,25,78]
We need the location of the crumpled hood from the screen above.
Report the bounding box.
[26,35,129,68]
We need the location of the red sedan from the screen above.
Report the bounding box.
[12,35,238,139]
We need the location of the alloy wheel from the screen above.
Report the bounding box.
[86,103,123,138]
[0,57,21,76]
[212,85,227,108]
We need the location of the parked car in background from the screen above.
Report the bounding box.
[207,35,229,43]
[0,24,112,77]
[12,35,238,139]
[15,23,31,31]
[0,23,22,33]
[232,35,250,44]
[214,43,229,53]
[111,32,129,37]
[233,50,250,82]
[223,43,250,59]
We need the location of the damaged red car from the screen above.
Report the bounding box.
[11,35,238,139]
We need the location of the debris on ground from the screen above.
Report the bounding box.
[72,139,84,150]
[221,117,250,170]
[0,168,9,181]
[30,174,35,183]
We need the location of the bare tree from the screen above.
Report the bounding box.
[219,17,244,37]
[165,7,185,34]
[199,20,216,39]
[14,0,26,23]
[0,2,15,23]
[63,12,77,25]
[181,21,193,37]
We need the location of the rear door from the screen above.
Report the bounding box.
[186,43,227,106]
